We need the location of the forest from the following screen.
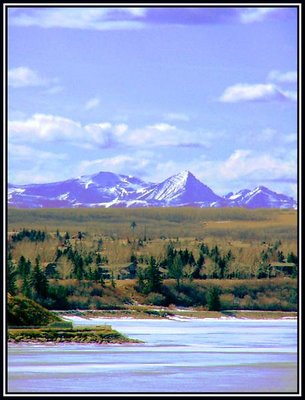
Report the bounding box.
[7,208,298,312]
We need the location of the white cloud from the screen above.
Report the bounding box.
[9,170,63,185]
[9,114,83,141]
[9,144,71,185]
[9,143,68,161]
[7,113,229,158]
[268,70,297,84]
[219,149,296,181]
[79,155,151,177]
[9,114,124,148]
[9,8,145,31]
[219,83,296,103]
[85,97,100,110]
[163,112,190,122]
[126,123,209,148]
[8,66,49,88]
[9,113,214,149]
[242,128,296,148]
[113,124,128,136]
[46,85,64,95]
[239,8,278,23]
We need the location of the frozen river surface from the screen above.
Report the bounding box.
[7,317,298,394]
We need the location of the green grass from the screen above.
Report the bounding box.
[7,295,62,327]
[8,326,141,343]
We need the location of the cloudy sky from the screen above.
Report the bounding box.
[7,5,298,198]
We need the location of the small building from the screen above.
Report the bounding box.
[119,264,137,279]
[270,262,297,276]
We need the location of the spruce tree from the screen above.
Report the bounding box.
[207,287,221,311]
[31,258,49,299]
[168,254,184,289]
[7,253,17,295]
[145,257,162,293]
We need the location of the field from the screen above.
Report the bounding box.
[7,207,298,312]
[8,207,298,242]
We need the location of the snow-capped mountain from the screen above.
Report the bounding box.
[225,186,297,209]
[8,171,151,208]
[7,171,297,209]
[137,171,221,206]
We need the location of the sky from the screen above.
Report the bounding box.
[7,5,299,198]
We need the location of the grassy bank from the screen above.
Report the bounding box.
[8,326,141,344]
[7,295,62,326]
[57,308,297,320]
[7,296,141,344]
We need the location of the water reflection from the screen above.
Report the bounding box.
[8,318,298,394]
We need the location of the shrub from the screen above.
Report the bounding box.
[48,320,73,328]
[219,293,238,310]
[90,287,103,297]
[175,292,193,307]
[144,292,167,306]
[89,296,103,310]
[207,286,221,311]
[239,294,256,310]
[67,295,90,309]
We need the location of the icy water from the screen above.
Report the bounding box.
[7,317,298,394]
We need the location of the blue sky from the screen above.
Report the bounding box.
[7,6,298,198]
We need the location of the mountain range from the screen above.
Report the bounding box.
[8,170,297,209]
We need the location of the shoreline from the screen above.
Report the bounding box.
[7,326,142,345]
[56,308,298,321]
[8,310,297,345]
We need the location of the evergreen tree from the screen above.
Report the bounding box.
[31,257,49,299]
[196,253,205,269]
[64,232,70,240]
[130,254,138,266]
[287,252,298,265]
[145,257,162,293]
[199,243,209,255]
[54,248,63,262]
[277,250,285,262]
[84,253,93,265]
[130,221,137,233]
[192,264,202,279]
[96,253,102,265]
[218,257,227,279]
[73,254,85,280]
[207,286,221,311]
[210,245,220,262]
[168,254,184,289]
[7,253,17,295]
[21,276,32,298]
[17,256,29,278]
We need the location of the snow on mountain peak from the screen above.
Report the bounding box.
[7,170,297,209]
[176,170,192,178]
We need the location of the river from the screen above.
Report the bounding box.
[7,317,298,394]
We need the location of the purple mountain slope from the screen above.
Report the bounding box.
[8,171,297,209]
[137,171,221,205]
[225,186,297,209]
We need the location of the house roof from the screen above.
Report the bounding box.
[270,262,296,267]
